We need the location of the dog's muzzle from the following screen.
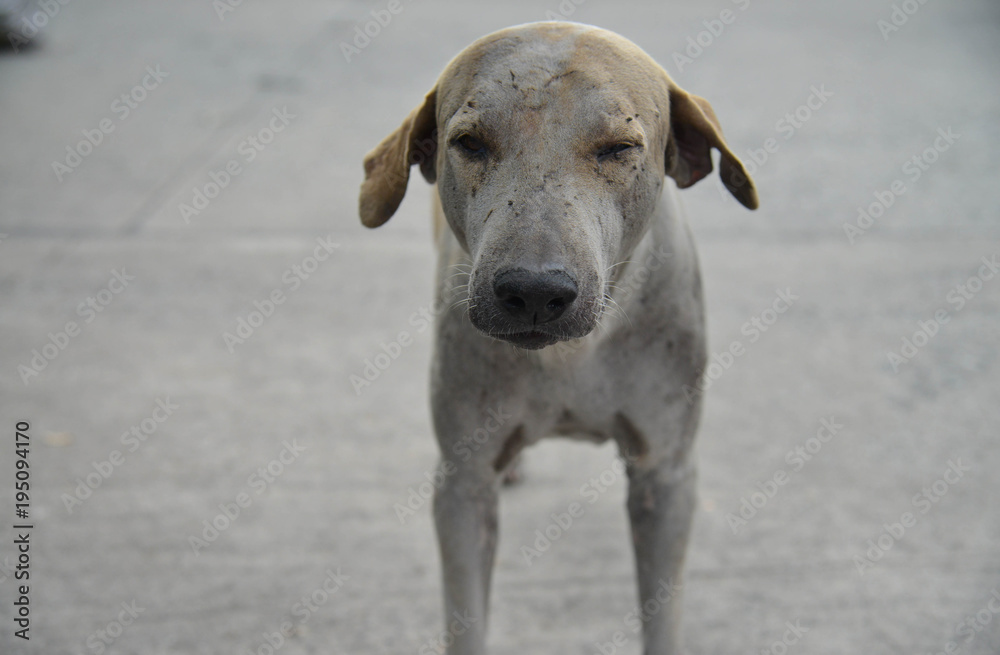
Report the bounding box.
[470,267,580,349]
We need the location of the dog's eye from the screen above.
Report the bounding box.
[453,134,488,157]
[597,143,638,161]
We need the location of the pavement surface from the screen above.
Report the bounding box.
[1,1,999,654]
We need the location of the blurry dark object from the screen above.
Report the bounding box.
[1,0,41,52]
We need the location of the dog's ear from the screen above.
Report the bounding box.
[665,83,758,210]
[359,88,438,228]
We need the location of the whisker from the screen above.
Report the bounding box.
[443,271,472,283]
[604,259,633,276]
[604,294,632,328]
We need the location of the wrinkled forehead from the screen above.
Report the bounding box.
[437,25,669,135]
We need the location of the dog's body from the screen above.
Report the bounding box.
[359,22,757,654]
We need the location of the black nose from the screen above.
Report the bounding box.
[493,268,578,326]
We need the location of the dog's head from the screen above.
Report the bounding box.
[359,22,757,350]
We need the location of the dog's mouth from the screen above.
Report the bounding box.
[489,330,563,350]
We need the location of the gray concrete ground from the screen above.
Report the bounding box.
[1,1,998,653]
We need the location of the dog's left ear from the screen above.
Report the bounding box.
[665,83,759,210]
[359,88,438,228]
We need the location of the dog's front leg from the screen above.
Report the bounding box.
[626,457,697,655]
[433,461,499,655]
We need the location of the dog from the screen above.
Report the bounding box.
[358,21,757,654]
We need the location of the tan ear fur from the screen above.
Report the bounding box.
[359,88,438,228]
[666,84,759,210]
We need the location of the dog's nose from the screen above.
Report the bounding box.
[493,268,578,326]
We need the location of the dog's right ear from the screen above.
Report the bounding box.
[359,88,438,228]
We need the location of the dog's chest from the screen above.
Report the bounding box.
[519,339,622,443]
